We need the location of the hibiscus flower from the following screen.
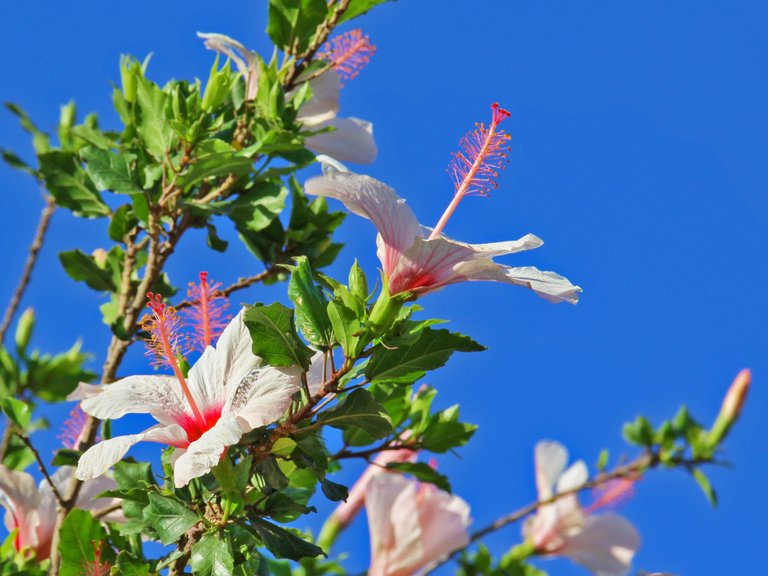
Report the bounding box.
[523,441,640,576]
[70,307,301,488]
[366,473,471,576]
[305,154,581,302]
[198,32,377,164]
[0,465,121,559]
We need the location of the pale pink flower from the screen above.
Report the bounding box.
[197,32,377,164]
[523,441,640,576]
[305,155,581,302]
[0,465,121,560]
[70,308,301,488]
[366,473,471,576]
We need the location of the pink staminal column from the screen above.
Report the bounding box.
[430,102,512,239]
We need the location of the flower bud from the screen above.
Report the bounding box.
[14,308,35,354]
[366,281,405,337]
[348,259,368,300]
[707,369,751,448]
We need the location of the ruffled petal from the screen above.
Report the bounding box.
[197,32,260,100]
[535,441,568,500]
[75,424,187,481]
[560,513,641,576]
[305,117,377,164]
[73,375,186,425]
[366,474,419,576]
[296,70,340,126]
[230,366,302,430]
[456,261,582,304]
[305,168,421,276]
[173,412,243,487]
[190,309,261,411]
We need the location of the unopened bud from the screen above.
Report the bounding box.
[92,248,108,267]
[14,308,35,353]
[707,369,751,448]
[348,259,368,300]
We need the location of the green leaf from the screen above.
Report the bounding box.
[144,493,199,545]
[14,307,35,355]
[0,398,31,428]
[386,462,451,492]
[267,0,328,52]
[135,76,176,160]
[338,0,396,23]
[177,139,252,189]
[206,223,229,252]
[367,328,486,385]
[5,102,50,153]
[108,205,139,242]
[244,302,313,369]
[114,551,151,576]
[0,148,36,175]
[692,468,718,507]
[250,519,325,561]
[320,477,349,502]
[81,146,140,194]
[420,405,478,453]
[318,389,392,439]
[59,249,116,292]
[191,533,235,576]
[51,448,82,467]
[287,256,333,347]
[38,151,110,218]
[622,416,655,447]
[58,509,106,576]
[327,297,361,357]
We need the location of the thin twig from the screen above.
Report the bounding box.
[282,0,353,90]
[16,433,66,505]
[92,502,123,520]
[0,195,55,343]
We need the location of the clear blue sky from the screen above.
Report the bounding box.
[1,2,765,575]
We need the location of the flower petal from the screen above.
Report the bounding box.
[296,70,341,126]
[306,350,329,397]
[418,487,471,569]
[305,117,377,165]
[0,465,41,549]
[305,169,421,276]
[535,441,568,500]
[230,366,302,430]
[457,261,582,304]
[560,513,641,576]
[198,32,260,100]
[557,460,589,493]
[75,424,187,481]
[173,412,243,487]
[75,375,185,424]
[190,309,261,412]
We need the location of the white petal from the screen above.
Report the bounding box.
[557,460,589,493]
[459,261,582,304]
[191,309,262,411]
[560,513,641,576]
[75,425,187,481]
[230,366,302,430]
[464,233,544,257]
[535,441,568,500]
[66,382,102,401]
[306,350,329,397]
[173,413,243,487]
[305,171,421,276]
[296,70,340,126]
[305,117,377,165]
[387,481,426,576]
[198,32,261,99]
[77,375,185,424]
[418,487,472,569]
[366,474,418,576]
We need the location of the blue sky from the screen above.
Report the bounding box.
[1,1,766,575]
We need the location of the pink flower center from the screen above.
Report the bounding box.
[172,404,224,447]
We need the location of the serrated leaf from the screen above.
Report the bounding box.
[287,256,332,347]
[250,519,325,561]
[135,77,176,160]
[81,146,140,194]
[244,302,313,369]
[338,0,396,23]
[144,493,198,545]
[114,551,151,576]
[191,533,235,576]
[38,151,110,218]
[318,389,392,439]
[366,328,485,385]
[59,249,116,292]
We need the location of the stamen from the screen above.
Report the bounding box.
[59,405,93,450]
[318,29,376,85]
[430,103,512,239]
[184,271,230,351]
[142,293,205,427]
[584,474,639,515]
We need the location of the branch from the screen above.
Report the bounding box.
[16,433,65,506]
[421,451,714,574]
[282,0,353,90]
[0,195,55,343]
